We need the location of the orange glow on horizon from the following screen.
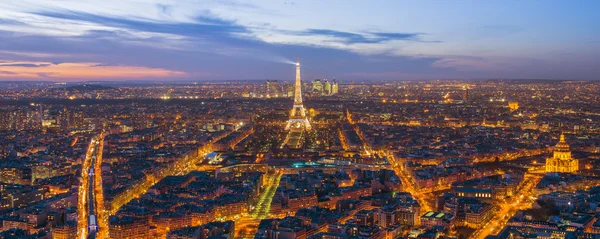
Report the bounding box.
[0,61,186,79]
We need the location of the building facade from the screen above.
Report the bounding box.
[546,134,578,173]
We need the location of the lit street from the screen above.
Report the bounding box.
[383,149,434,212]
[470,173,542,239]
[77,133,106,239]
[0,9,597,238]
[236,170,283,238]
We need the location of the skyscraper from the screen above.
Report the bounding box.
[323,80,331,95]
[266,80,282,98]
[312,79,323,95]
[331,79,339,95]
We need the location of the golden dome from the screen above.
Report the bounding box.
[554,133,570,152]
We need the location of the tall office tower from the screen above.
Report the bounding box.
[312,79,323,94]
[24,107,41,130]
[285,61,311,131]
[71,111,85,129]
[323,80,332,95]
[284,83,294,97]
[331,79,339,95]
[265,80,282,98]
[265,80,272,97]
[58,107,70,130]
[13,108,27,131]
[0,109,13,130]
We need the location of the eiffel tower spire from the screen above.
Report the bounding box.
[285,60,311,131]
[294,61,302,104]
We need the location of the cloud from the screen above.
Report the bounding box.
[287,29,421,44]
[0,1,597,80]
[27,8,432,57]
[0,50,72,58]
[0,60,186,80]
[345,71,450,80]
[0,18,24,25]
[2,3,437,65]
[430,55,542,72]
[0,63,51,67]
[156,4,171,16]
[34,10,248,39]
[431,56,494,71]
[0,70,17,75]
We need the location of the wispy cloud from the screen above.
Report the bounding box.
[345,71,450,80]
[0,70,17,75]
[34,10,248,39]
[430,55,542,72]
[296,29,421,44]
[0,63,52,67]
[0,50,72,58]
[0,0,597,80]
[0,60,186,80]
[2,2,437,60]
[0,18,24,25]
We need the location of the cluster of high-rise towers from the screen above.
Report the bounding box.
[265,69,338,98]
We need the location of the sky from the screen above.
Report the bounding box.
[0,0,599,81]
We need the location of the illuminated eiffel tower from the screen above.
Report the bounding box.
[285,61,312,131]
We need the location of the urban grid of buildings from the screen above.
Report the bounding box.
[0,63,600,239]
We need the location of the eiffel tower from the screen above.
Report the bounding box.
[285,61,312,131]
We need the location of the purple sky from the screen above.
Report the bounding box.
[0,0,599,81]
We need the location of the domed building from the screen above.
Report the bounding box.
[545,133,578,173]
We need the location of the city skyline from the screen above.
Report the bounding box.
[1,0,599,81]
[1,69,600,239]
[2,2,600,239]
